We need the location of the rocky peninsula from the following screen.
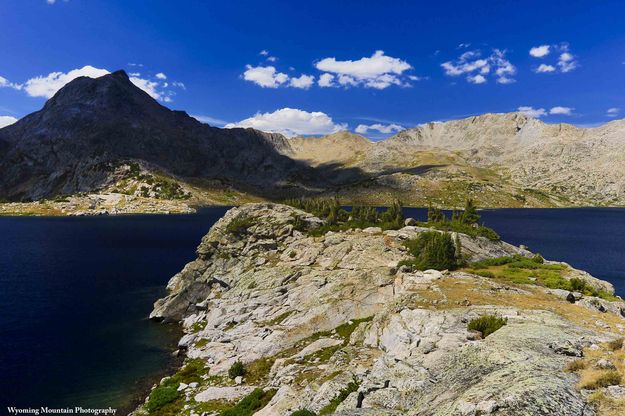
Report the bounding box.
[135,203,625,416]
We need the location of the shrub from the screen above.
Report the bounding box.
[467,315,507,338]
[607,338,624,351]
[221,388,275,416]
[579,370,622,390]
[566,359,586,372]
[401,231,458,271]
[228,360,246,379]
[290,410,317,416]
[146,385,179,413]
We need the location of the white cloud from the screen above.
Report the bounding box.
[318,73,334,87]
[243,65,288,88]
[558,51,578,73]
[529,45,550,58]
[549,106,574,115]
[442,49,516,84]
[315,50,413,89]
[535,64,556,73]
[0,75,22,90]
[259,50,269,56]
[172,81,186,89]
[0,115,18,128]
[532,43,579,74]
[24,65,109,98]
[607,107,620,117]
[267,56,277,62]
[518,106,547,118]
[467,74,487,84]
[19,65,181,102]
[191,114,229,126]
[129,76,165,100]
[225,107,347,137]
[355,123,403,135]
[289,74,315,89]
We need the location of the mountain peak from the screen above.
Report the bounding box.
[109,69,130,80]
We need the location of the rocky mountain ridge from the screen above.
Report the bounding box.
[136,203,625,416]
[2,70,625,213]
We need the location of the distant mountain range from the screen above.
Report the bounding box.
[1,70,624,209]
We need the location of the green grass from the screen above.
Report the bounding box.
[191,320,207,333]
[467,315,507,338]
[221,388,276,416]
[290,410,317,416]
[146,385,179,413]
[145,359,208,414]
[466,255,618,301]
[244,357,275,385]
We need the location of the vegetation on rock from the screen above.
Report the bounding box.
[221,388,276,416]
[284,197,404,236]
[400,231,459,271]
[466,255,618,301]
[228,360,246,379]
[419,199,500,241]
[289,410,317,416]
[467,315,508,338]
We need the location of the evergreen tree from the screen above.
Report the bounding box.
[461,198,480,224]
[427,205,446,222]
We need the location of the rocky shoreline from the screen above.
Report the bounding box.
[135,203,625,415]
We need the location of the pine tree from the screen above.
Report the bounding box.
[461,198,480,224]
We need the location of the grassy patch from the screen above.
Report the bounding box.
[244,357,276,385]
[191,320,207,333]
[144,359,208,414]
[579,370,621,390]
[467,315,507,338]
[290,410,317,416]
[221,388,276,416]
[465,255,618,301]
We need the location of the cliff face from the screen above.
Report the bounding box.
[139,204,625,415]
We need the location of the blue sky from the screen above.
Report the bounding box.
[1,0,625,139]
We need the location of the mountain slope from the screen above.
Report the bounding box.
[287,131,372,167]
[358,113,625,206]
[2,71,625,210]
[0,70,304,201]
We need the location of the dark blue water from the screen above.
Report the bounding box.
[0,208,229,412]
[404,207,625,296]
[2,207,625,413]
